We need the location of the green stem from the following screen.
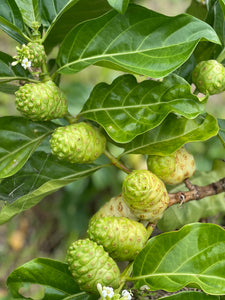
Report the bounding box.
[217,48,225,63]
[104,149,132,174]
[41,61,51,82]
[0,77,39,84]
[64,112,79,124]
[116,262,134,293]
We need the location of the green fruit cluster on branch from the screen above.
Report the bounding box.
[88,216,150,261]
[147,147,196,185]
[122,170,169,223]
[66,239,120,294]
[15,80,68,121]
[50,122,106,163]
[192,60,225,95]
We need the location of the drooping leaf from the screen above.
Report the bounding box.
[121,114,218,156]
[56,4,220,77]
[107,0,130,14]
[79,74,207,143]
[0,152,104,224]
[218,118,225,148]
[132,223,225,295]
[0,117,57,179]
[158,291,219,299]
[7,258,97,300]
[157,160,225,232]
[14,0,41,28]
[42,0,111,53]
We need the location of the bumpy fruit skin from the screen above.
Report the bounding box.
[14,42,46,67]
[15,80,68,121]
[147,147,196,185]
[122,170,169,223]
[88,216,150,261]
[50,122,106,163]
[66,239,120,294]
[192,60,225,95]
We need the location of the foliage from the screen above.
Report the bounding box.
[0,0,225,299]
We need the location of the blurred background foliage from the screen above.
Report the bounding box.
[0,0,225,299]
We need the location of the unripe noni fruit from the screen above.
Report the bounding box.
[15,80,68,121]
[66,238,120,294]
[14,42,46,68]
[147,147,196,185]
[192,60,225,95]
[50,122,106,163]
[88,216,150,261]
[122,170,169,223]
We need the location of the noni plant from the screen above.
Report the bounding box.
[1,0,225,299]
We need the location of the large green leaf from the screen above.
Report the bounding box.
[56,4,220,77]
[15,0,41,28]
[0,152,104,224]
[157,160,225,232]
[7,258,97,300]
[158,291,219,299]
[0,117,57,179]
[218,118,225,147]
[79,74,207,143]
[42,0,111,53]
[132,223,225,295]
[218,0,225,16]
[107,0,130,13]
[0,83,19,94]
[121,114,218,156]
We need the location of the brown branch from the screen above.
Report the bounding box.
[168,177,225,207]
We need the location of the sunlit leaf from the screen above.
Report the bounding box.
[107,0,130,13]
[15,0,41,28]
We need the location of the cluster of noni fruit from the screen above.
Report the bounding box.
[13,39,223,295]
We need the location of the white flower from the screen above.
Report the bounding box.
[21,58,31,69]
[102,286,114,298]
[121,290,132,300]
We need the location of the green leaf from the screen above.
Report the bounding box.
[14,0,41,28]
[218,0,225,16]
[157,160,225,232]
[158,291,219,300]
[218,118,225,148]
[79,74,207,143]
[42,0,111,54]
[107,0,130,13]
[7,257,96,300]
[0,117,57,179]
[57,4,220,77]
[121,114,218,156]
[0,152,104,224]
[186,0,208,20]
[0,16,27,44]
[132,223,225,295]
[0,83,19,94]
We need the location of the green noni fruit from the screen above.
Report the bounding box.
[15,80,68,121]
[88,216,150,261]
[147,147,196,185]
[13,42,46,68]
[50,122,106,163]
[122,170,169,223]
[66,238,120,294]
[192,60,225,95]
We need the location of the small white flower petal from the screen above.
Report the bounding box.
[102,287,114,298]
[11,61,18,66]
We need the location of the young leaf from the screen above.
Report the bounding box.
[157,160,225,232]
[0,117,57,179]
[79,74,206,143]
[0,152,104,224]
[132,223,225,295]
[158,291,219,300]
[121,114,218,156]
[218,119,225,148]
[7,257,97,300]
[107,0,130,14]
[57,4,220,77]
[14,0,41,28]
[42,0,111,54]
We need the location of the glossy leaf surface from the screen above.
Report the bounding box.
[7,258,97,300]
[121,114,218,156]
[15,0,41,28]
[42,0,111,53]
[107,0,130,13]
[0,117,56,179]
[218,119,225,148]
[157,160,225,232]
[57,4,220,77]
[132,223,225,295]
[158,291,219,300]
[80,74,206,143]
[0,152,104,224]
